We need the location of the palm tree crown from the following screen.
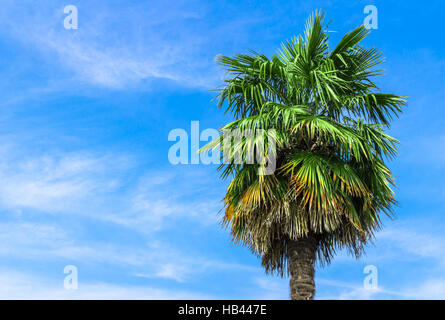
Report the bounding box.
[200,11,405,299]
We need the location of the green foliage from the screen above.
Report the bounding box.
[199,10,405,275]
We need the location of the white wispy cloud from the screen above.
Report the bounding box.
[315,221,445,299]
[251,277,289,300]
[0,143,252,288]
[0,268,213,299]
[0,148,130,214]
[0,1,237,90]
[104,167,222,232]
[0,219,258,286]
[403,280,445,300]
[375,223,445,266]
[0,140,221,231]
[318,277,445,300]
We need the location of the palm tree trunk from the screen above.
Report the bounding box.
[288,235,318,300]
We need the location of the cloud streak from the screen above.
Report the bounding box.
[0,1,238,90]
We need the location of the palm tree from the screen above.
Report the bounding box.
[200,11,405,300]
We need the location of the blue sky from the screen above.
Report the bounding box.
[0,0,443,299]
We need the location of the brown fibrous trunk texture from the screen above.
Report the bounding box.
[287,235,318,300]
